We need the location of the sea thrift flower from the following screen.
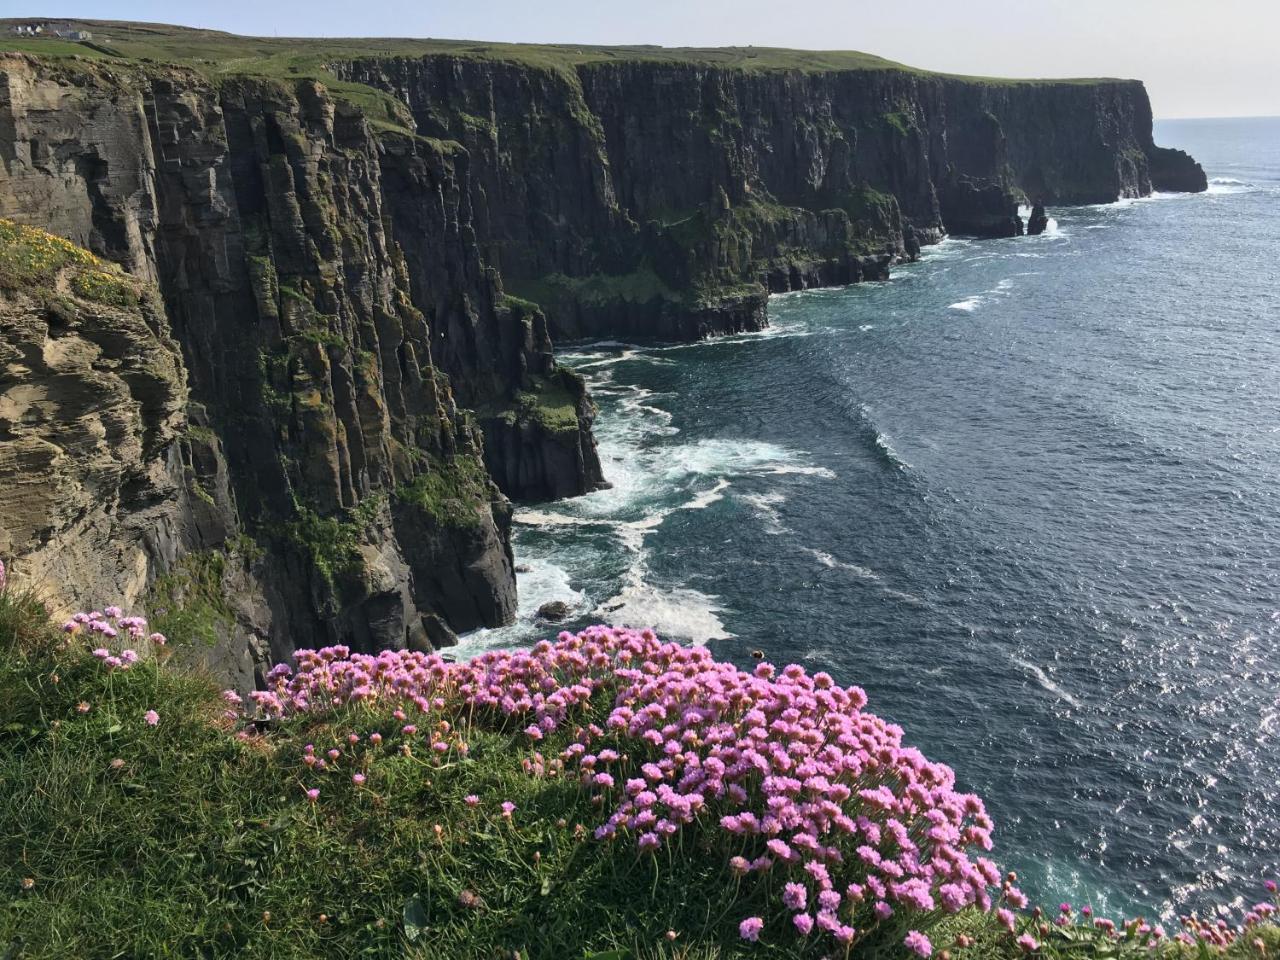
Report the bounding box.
[501,801,515,818]
[305,788,319,802]
[352,773,366,786]
[237,624,1012,942]
[738,917,764,942]
[783,882,808,911]
[1017,933,1039,952]
[793,914,813,936]
[144,710,159,727]
[904,930,932,957]
[464,795,479,807]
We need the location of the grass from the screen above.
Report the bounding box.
[0,19,1133,87]
[0,589,1277,959]
[513,375,581,436]
[517,269,678,309]
[394,454,493,530]
[145,551,234,648]
[0,219,140,308]
[282,505,366,591]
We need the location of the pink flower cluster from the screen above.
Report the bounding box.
[1036,892,1280,955]
[62,607,166,671]
[242,625,1021,947]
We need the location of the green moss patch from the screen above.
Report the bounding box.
[145,551,234,648]
[394,454,492,530]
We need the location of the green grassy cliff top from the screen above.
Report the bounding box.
[0,17,1129,85]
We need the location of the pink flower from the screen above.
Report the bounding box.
[305,788,320,802]
[738,917,764,942]
[144,709,159,727]
[792,913,813,936]
[352,773,366,786]
[0,558,6,591]
[782,882,807,911]
[500,801,515,818]
[1017,933,1039,952]
[464,794,480,807]
[904,931,932,957]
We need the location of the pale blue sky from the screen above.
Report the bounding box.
[8,0,1277,118]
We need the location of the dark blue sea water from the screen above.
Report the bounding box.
[460,117,1280,919]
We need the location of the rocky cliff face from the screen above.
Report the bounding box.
[336,58,1206,340]
[0,55,605,686]
[0,43,1206,686]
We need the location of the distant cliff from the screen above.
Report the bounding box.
[337,57,1206,339]
[0,26,1206,685]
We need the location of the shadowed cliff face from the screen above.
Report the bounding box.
[0,46,1205,685]
[336,58,1206,340]
[0,56,608,684]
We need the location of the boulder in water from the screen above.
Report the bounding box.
[1027,202,1050,236]
[536,600,572,622]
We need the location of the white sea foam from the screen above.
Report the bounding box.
[949,296,983,312]
[453,556,586,655]
[593,570,729,643]
[1206,178,1255,195]
[874,433,912,470]
[804,547,880,581]
[1012,655,1083,710]
[740,491,790,535]
[477,348,839,647]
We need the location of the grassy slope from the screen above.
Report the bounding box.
[1,590,1276,959]
[0,18,1127,84]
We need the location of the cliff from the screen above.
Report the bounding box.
[335,55,1206,339]
[0,23,1206,684]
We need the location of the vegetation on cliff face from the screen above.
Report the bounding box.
[394,455,495,531]
[1,573,1275,960]
[0,219,140,308]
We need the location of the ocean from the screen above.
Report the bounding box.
[458,117,1280,918]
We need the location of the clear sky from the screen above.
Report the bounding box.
[10,0,1278,118]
